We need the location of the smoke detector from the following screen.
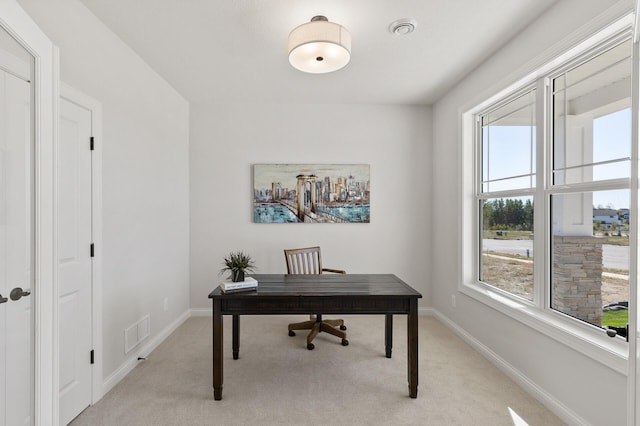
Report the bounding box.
[389,18,417,36]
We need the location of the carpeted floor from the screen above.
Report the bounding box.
[70,315,565,425]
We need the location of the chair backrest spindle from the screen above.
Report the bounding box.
[285,246,324,275]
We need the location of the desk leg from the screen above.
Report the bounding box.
[385,314,393,358]
[408,298,418,398]
[213,298,223,400]
[232,315,240,360]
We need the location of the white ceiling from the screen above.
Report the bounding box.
[78,0,558,105]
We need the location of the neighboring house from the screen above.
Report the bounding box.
[592,208,620,226]
[619,208,630,222]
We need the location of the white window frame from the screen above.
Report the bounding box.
[460,14,635,374]
[476,85,537,303]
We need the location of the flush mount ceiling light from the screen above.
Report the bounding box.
[389,18,417,36]
[288,15,351,74]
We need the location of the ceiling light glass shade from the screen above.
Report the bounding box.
[288,16,351,74]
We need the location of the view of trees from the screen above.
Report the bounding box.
[482,198,534,231]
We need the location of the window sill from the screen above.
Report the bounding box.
[459,281,628,375]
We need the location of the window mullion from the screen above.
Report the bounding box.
[475,116,483,197]
[535,77,548,308]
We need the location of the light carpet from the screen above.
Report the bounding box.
[71,315,565,425]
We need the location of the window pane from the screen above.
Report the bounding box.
[480,197,534,301]
[551,190,629,332]
[481,90,536,192]
[553,40,631,185]
[594,108,631,165]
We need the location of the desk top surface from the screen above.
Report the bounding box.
[208,274,422,298]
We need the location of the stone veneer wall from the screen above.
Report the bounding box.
[552,236,603,325]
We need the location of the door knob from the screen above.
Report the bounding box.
[10,287,31,301]
[0,294,7,304]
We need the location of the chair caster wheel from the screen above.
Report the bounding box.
[340,325,347,331]
[342,339,349,346]
[289,330,295,337]
[307,343,315,350]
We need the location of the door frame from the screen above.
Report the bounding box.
[60,83,104,405]
[0,1,58,424]
[632,4,640,425]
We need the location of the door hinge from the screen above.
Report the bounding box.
[90,349,95,364]
[90,136,95,151]
[90,243,95,257]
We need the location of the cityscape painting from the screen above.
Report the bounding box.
[253,164,370,223]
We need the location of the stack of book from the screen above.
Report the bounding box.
[220,276,258,293]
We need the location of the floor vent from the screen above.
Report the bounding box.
[124,314,150,354]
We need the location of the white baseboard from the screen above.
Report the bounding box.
[429,309,588,426]
[190,307,212,316]
[101,309,191,395]
[419,306,434,316]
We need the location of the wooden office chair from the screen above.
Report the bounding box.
[284,246,349,350]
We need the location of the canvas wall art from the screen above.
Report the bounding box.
[253,164,370,223]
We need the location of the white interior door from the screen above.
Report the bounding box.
[0,28,34,426]
[58,98,93,425]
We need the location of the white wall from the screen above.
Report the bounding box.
[18,0,190,380]
[190,102,431,309]
[432,0,630,424]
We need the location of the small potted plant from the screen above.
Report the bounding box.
[220,251,256,282]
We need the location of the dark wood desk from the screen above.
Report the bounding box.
[208,274,422,400]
